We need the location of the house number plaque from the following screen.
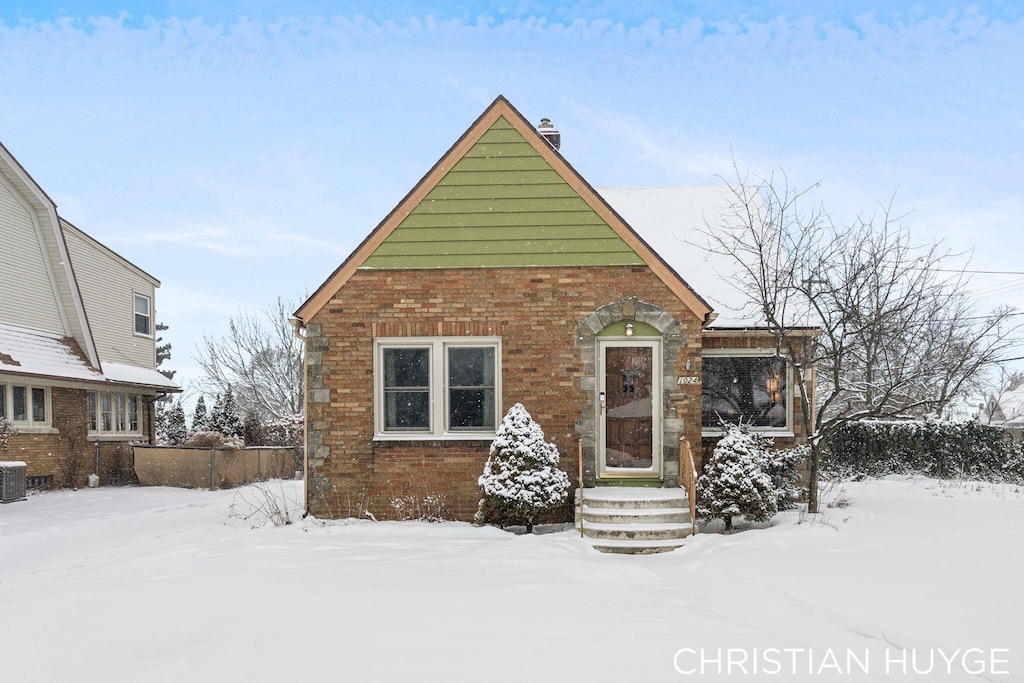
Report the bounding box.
[676,376,701,385]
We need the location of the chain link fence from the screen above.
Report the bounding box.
[133,446,297,489]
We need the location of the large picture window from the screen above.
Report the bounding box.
[702,353,789,432]
[375,337,500,438]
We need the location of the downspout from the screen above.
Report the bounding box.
[289,317,308,516]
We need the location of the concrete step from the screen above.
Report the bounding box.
[574,487,695,554]
[578,506,690,525]
[587,538,688,555]
[576,487,687,509]
[578,521,693,542]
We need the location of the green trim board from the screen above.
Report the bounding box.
[360,115,644,270]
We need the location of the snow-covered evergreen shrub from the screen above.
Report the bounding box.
[475,403,570,532]
[192,396,209,434]
[823,419,1024,483]
[166,402,188,446]
[216,386,244,438]
[697,426,779,531]
[242,409,265,446]
[762,444,807,510]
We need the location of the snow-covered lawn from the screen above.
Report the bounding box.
[2,478,1022,682]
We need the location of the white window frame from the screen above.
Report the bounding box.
[133,292,152,337]
[88,390,145,438]
[0,382,51,430]
[373,336,501,440]
[701,349,794,437]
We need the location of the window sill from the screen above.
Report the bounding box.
[702,430,795,439]
[8,425,57,434]
[373,433,496,442]
[88,433,145,442]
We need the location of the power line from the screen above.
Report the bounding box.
[936,268,1024,275]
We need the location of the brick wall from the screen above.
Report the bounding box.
[305,265,706,521]
[4,386,153,488]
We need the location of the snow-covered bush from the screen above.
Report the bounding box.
[165,402,188,446]
[697,426,779,531]
[475,403,570,532]
[209,387,243,438]
[823,419,1024,483]
[261,414,304,448]
[191,396,210,434]
[762,444,807,510]
[0,416,14,452]
[185,430,244,450]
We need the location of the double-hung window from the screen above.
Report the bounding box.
[701,350,791,434]
[375,337,500,438]
[134,293,152,336]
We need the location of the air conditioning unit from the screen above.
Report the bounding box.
[0,461,27,503]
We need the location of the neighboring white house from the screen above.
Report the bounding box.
[0,139,178,487]
[978,379,1024,428]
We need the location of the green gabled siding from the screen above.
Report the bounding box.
[360,116,644,270]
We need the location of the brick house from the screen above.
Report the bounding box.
[293,96,812,522]
[0,140,178,488]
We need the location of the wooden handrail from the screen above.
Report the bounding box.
[679,437,698,536]
[578,440,585,537]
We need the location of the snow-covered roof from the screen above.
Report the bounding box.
[0,321,179,391]
[979,386,1024,428]
[0,321,105,382]
[101,362,179,391]
[598,186,761,327]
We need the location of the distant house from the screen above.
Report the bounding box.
[0,140,178,487]
[292,96,813,522]
[978,380,1024,428]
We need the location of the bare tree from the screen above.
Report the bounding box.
[194,297,303,421]
[699,168,1020,511]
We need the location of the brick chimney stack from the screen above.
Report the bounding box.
[537,118,561,150]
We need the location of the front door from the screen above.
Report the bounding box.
[597,339,662,479]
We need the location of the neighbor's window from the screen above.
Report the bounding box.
[88,390,144,436]
[3,384,49,427]
[702,354,789,431]
[87,392,97,431]
[376,337,500,437]
[134,292,152,336]
[101,392,113,431]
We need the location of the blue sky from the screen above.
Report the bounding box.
[1,1,1022,395]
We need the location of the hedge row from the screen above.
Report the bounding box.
[822,419,1024,483]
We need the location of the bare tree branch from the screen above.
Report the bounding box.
[193,297,303,421]
[698,167,1022,511]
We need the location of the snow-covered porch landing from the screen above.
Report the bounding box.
[576,486,694,554]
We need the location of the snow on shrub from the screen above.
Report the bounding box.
[823,419,1024,483]
[185,430,244,450]
[697,425,778,531]
[475,403,570,532]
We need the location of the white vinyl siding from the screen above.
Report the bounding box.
[0,181,66,334]
[63,225,158,368]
